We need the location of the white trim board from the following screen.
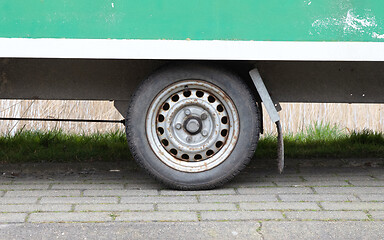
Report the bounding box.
[0,38,384,61]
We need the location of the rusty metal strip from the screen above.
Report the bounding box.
[250,68,284,173]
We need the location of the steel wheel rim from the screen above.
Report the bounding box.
[146,80,239,172]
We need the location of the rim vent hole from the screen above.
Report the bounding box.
[215,141,223,148]
[171,95,180,102]
[221,116,228,124]
[196,91,204,97]
[170,149,178,155]
[208,95,216,103]
[162,103,170,111]
[161,139,169,146]
[221,129,228,137]
[206,150,214,156]
[183,91,191,97]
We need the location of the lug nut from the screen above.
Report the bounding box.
[202,130,208,137]
[175,123,182,130]
[184,109,191,115]
[201,113,208,120]
[186,136,192,142]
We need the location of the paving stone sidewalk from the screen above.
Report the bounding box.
[0,159,383,223]
[0,159,383,239]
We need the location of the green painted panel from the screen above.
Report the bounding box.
[0,0,384,41]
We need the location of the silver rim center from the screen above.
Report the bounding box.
[146,80,239,173]
[184,117,201,134]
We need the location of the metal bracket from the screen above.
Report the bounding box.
[249,68,284,173]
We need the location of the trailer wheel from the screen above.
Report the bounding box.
[126,63,260,190]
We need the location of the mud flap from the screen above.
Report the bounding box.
[249,68,284,173]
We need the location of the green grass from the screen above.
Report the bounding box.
[256,122,384,159]
[0,130,130,164]
[0,122,383,164]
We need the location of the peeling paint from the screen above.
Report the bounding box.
[304,0,312,6]
[372,32,384,39]
[343,10,376,32]
[312,18,340,29]
[311,9,381,38]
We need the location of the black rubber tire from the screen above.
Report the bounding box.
[126,63,260,190]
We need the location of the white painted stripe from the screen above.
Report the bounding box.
[0,38,383,61]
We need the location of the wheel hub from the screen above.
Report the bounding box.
[146,80,239,172]
[184,117,202,135]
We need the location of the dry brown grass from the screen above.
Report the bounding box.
[0,100,383,135]
[264,103,384,135]
[0,100,123,135]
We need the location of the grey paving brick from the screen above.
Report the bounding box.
[279,194,359,202]
[125,183,163,190]
[120,196,198,204]
[314,187,384,194]
[116,211,198,221]
[285,211,369,220]
[264,177,304,182]
[264,169,299,176]
[275,181,350,187]
[160,189,236,196]
[237,187,313,195]
[369,211,384,220]
[0,180,13,185]
[81,180,127,184]
[268,181,304,187]
[285,172,338,177]
[199,194,278,203]
[157,203,237,211]
[0,204,72,213]
[262,221,384,239]
[240,202,320,210]
[322,202,384,210]
[0,197,38,204]
[359,194,384,201]
[83,190,158,196]
[75,204,154,212]
[12,180,71,184]
[4,190,81,197]
[51,184,124,190]
[226,181,276,187]
[366,169,384,176]
[0,213,27,223]
[76,179,156,187]
[235,174,264,180]
[40,197,118,204]
[303,176,376,181]
[28,212,112,222]
[119,173,153,180]
[334,170,372,176]
[0,184,50,190]
[373,175,384,180]
[349,180,384,186]
[302,167,369,174]
[201,211,283,220]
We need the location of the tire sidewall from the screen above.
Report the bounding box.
[127,63,259,189]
